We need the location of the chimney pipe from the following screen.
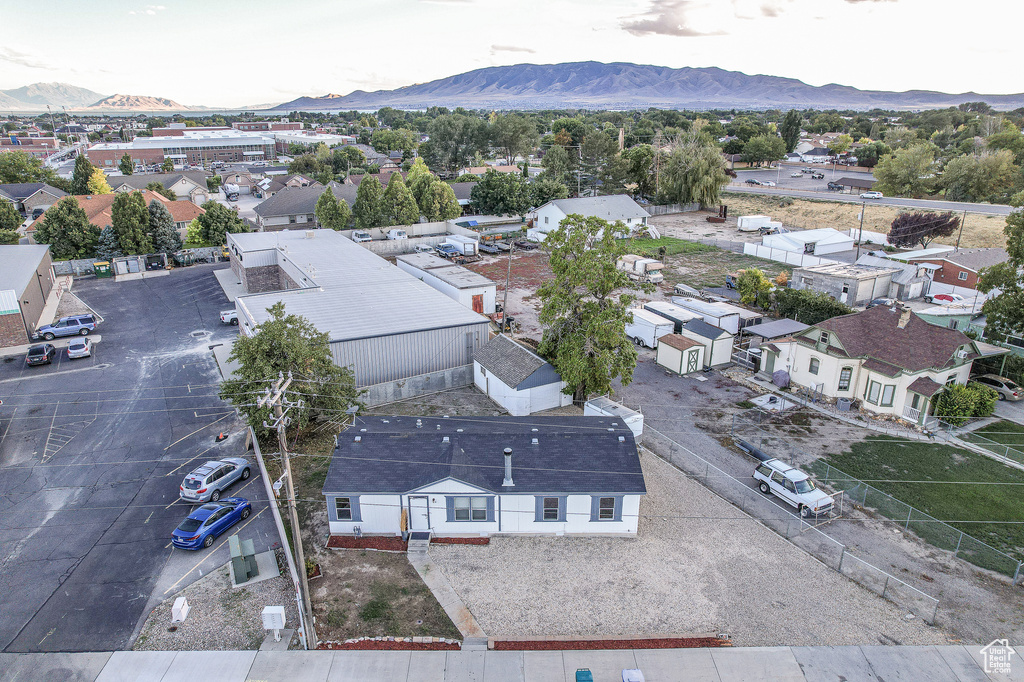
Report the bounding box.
[502,447,514,487]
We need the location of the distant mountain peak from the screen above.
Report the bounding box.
[0,82,106,110]
[86,93,189,111]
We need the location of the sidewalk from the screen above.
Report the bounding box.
[407,553,487,647]
[0,644,1015,681]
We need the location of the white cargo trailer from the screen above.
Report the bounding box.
[584,396,643,441]
[625,308,674,348]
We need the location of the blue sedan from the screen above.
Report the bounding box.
[171,498,252,550]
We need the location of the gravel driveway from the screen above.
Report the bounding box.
[429,451,947,647]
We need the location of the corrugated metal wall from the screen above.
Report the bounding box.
[332,322,489,387]
[0,290,18,316]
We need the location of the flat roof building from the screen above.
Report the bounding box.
[395,252,496,314]
[0,245,54,346]
[87,129,276,168]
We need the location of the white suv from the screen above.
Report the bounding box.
[753,459,834,518]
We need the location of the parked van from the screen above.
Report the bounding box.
[386,229,408,240]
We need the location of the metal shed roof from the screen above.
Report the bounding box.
[741,319,811,339]
[0,245,50,294]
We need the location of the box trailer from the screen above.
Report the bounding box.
[617,255,665,284]
[670,297,742,335]
[625,308,674,348]
[643,301,698,333]
[737,215,772,232]
[584,396,643,441]
[445,234,478,256]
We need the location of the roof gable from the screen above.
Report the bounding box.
[474,334,560,389]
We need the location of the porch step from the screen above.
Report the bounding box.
[407,531,431,554]
[462,637,489,651]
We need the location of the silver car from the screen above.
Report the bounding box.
[66,337,92,359]
[179,458,251,503]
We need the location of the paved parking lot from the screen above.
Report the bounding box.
[0,264,278,653]
[732,163,872,195]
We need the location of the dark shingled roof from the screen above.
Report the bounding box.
[816,305,974,372]
[323,415,646,495]
[682,318,731,341]
[253,182,357,218]
[908,376,943,397]
[474,335,560,389]
[939,248,1008,272]
[659,334,703,351]
[0,182,66,201]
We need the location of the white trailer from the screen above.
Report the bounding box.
[617,255,665,283]
[584,396,643,441]
[445,234,478,256]
[737,215,772,232]
[643,301,698,333]
[670,296,743,335]
[625,308,674,348]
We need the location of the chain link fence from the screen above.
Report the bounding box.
[644,426,939,623]
[733,412,1023,584]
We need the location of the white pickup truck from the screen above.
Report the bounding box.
[753,459,834,518]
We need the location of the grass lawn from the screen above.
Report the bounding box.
[811,436,1024,571]
[960,420,1024,466]
[628,236,717,258]
[662,248,791,290]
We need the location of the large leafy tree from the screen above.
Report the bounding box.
[541,144,574,188]
[0,230,19,245]
[853,140,891,168]
[940,151,1017,203]
[873,144,936,197]
[0,200,22,232]
[620,144,655,199]
[469,170,534,216]
[381,173,419,226]
[531,178,569,207]
[370,128,418,158]
[420,114,485,174]
[119,154,134,175]
[780,110,802,153]
[197,201,247,245]
[220,302,362,437]
[886,211,960,249]
[579,131,619,194]
[737,269,773,310]
[827,134,854,156]
[148,199,182,253]
[979,202,1024,342]
[33,197,100,259]
[773,288,853,325]
[70,155,95,195]
[314,188,352,230]
[538,215,649,404]
[0,151,68,190]
[145,182,176,200]
[660,127,730,206]
[353,175,386,228]
[741,134,786,167]
[419,181,462,221]
[111,192,152,255]
[490,113,539,166]
[87,168,112,195]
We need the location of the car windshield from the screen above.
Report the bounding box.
[794,479,817,494]
[176,518,202,533]
[28,347,46,356]
[182,479,202,490]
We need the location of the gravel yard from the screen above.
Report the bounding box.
[429,451,947,647]
[133,552,300,651]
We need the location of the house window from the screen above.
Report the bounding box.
[881,384,896,407]
[289,215,296,224]
[948,319,959,330]
[841,284,849,295]
[946,373,958,386]
[911,393,920,409]
[544,216,549,224]
[809,358,820,375]
[335,497,352,521]
[866,380,881,404]
[838,367,852,391]
[452,496,488,521]
[958,272,968,281]
[591,496,621,522]
[535,496,566,522]
[819,331,829,345]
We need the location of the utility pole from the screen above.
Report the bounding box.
[502,242,514,334]
[856,202,866,259]
[259,373,317,648]
[955,209,967,252]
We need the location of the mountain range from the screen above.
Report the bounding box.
[0,83,106,111]
[267,62,1024,112]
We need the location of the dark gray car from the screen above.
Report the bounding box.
[179,458,251,503]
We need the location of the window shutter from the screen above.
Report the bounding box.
[445,497,456,523]
[486,497,495,522]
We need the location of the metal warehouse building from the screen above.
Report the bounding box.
[227,230,491,404]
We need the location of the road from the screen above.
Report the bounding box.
[0,264,278,653]
[724,183,1014,216]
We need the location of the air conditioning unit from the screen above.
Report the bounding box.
[957,350,968,359]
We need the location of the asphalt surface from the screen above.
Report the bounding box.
[0,263,279,653]
[725,183,1014,216]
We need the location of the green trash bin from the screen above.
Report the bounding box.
[93,261,112,278]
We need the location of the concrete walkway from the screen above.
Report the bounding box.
[407,553,488,645]
[0,644,1017,681]
[214,267,246,303]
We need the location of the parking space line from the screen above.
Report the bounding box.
[164,446,214,477]
[162,505,268,595]
[163,413,232,451]
[0,406,17,447]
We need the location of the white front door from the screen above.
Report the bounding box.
[409,497,430,530]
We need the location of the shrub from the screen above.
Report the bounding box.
[933,382,998,426]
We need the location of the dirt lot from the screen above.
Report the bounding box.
[429,450,947,647]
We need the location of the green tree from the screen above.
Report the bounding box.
[773,288,853,325]
[220,303,362,436]
[370,128,417,158]
[381,173,420,226]
[985,122,1024,165]
[315,188,352,230]
[741,134,786,167]
[145,182,176,200]
[419,181,462,221]
[111,192,152,255]
[872,144,936,197]
[0,150,64,188]
[0,229,19,245]
[469,170,534,216]
[94,225,123,260]
[660,128,730,206]
[853,140,891,168]
[197,201,247,245]
[490,113,539,166]
[537,215,649,403]
[620,144,655,199]
[70,154,96,195]
[933,382,998,426]
[827,134,854,156]
[579,131,619,194]
[119,153,134,175]
[541,144,574,188]
[332,146,366,175]
[183,218,205,247]
[33,196,100,259]
[420,114,485,174]
[736,269,773,310]
[0,200,22,232]
[87,168,112,195]
[780,110,802,153]
[147,199,182,254]
[940,151,1018,203]
[406,157,434,207]
[531,177,569,206]
[161,158,174,173]
[979,199,1024,341]
[353,175,386,229]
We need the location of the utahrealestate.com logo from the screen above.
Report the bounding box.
[981,639,1014,675]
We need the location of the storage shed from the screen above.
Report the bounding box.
[396,252,496,314]
[656,334,706,375]
[761,228,854,256]
[679,319,734,368]
[473,335,572,416]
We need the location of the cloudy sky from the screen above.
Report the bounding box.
[1,0,1018,108]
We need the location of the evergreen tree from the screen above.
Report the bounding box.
[0,230,19,245]
[148,199,182,253]
[780,110,802,153]
[70,155,95,195]
[111,192,152,255]
[119,153,134,175]
[406,157,434,208]
[197,201,247,245]
[353,175,385,229]
[420,181,462,221]
[87,168,112,195]
[0,199,22,232]
[94,226,123,261]
[33,196,100,259]
[382,174,420,226]
[314,188,351,230]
